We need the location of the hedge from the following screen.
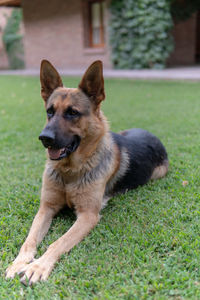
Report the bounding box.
[109,0,174,69]
[3,9,25,70]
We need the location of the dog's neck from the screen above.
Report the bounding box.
[46,110,111,173]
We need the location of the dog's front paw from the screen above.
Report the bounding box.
[6,260,31,279]
[19,258,54,286]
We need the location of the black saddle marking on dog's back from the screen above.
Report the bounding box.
[109,128,168,195]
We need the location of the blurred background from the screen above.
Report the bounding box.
[0,0,199,70]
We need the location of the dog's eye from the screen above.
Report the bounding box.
[64,107,80,119]
[47,107,54,119]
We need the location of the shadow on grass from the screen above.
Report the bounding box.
[55,205,76,222]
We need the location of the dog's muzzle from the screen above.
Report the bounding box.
[39,131,81,160]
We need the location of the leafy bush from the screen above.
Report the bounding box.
[109,0,174,69]
[3,8,25,69]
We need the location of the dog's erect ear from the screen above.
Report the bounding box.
[79,60,105,106]
[40,60,63,102]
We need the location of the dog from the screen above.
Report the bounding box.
[6,60,168,285]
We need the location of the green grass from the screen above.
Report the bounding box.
[1,76,200,299]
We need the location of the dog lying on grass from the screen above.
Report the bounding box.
[6,60,168,285]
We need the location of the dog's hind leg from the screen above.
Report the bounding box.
[150,159,169,180]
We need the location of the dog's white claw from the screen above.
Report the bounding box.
[20,275,29,286]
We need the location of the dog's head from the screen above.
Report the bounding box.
[39,60,105,161]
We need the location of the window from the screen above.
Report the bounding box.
[83,0,106,49]
[89,1,105,47]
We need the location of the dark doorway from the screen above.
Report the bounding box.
[195,11,200,63]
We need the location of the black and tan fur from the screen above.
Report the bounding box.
[6,60,168,285]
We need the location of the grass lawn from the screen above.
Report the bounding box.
[1,75,200,299]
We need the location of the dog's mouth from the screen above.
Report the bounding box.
[48,136,81,161]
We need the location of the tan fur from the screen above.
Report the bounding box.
[6,60,168,285]
[6,60,118,285]
[151,160,169,180]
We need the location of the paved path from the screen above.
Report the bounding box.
[1,66,200,80]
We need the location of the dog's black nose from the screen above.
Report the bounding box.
[39,130,55,148]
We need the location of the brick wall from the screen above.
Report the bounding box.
[22,0,112,70]
[21,0,199,69]
[168,13,197,66]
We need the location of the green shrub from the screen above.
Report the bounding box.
[3,8,25,69]
[109,0,174,69]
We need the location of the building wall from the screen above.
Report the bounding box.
[168,13,197,66]
[22,0,112,70]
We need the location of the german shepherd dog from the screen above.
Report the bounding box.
[6,60,168,285]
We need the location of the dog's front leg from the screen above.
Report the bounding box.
[6,175,65,279]
[5,204,59,279]
[19,210,100,285]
